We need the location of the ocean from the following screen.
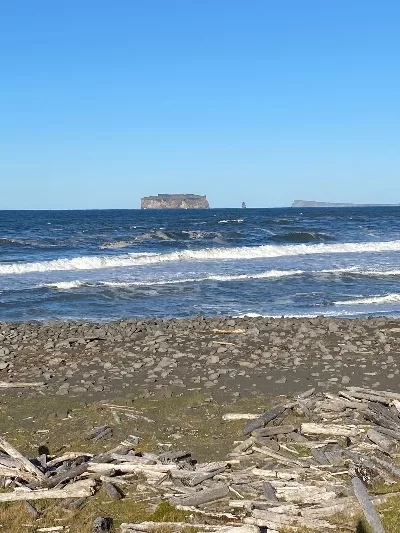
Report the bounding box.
[1,207,400,322]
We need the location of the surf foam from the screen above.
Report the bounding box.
[2,240,400,275]
[335,293,400,305]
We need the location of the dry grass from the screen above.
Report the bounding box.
[0,499,201,533]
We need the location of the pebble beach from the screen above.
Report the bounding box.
[1,316,399,402]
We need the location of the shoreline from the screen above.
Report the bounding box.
[1,315,399,401]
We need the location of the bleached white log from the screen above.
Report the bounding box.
[0,466,37,483]
[0,382,45,388]
[0,479,95,501]
[245,511,337,529]
[121,524,257,532]
[88,462,177,474]
[36,526,64,533]
[252,445,302,466]
[251,468,301,480]
[392,399,400,413]
[0,436,45,482]
[222,413,261,421]
[347,386,400,402]
[213,328,246,334]
[301,422,369,437]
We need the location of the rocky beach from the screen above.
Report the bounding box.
[0,317,400,532]
[1,316,400,402]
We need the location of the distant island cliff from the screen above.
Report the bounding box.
[141,194,210,209]
[292,200,399,207]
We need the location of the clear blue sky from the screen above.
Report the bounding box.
[1,1,399,209]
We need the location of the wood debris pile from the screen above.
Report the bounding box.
[1,386,400,532]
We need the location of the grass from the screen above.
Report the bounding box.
[0,498,201,533]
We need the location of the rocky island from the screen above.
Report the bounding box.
[141,194,209,209]
[292,200,399,207]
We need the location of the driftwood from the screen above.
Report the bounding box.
[36,526,64,533]
[172,484,230,506]
[252,425,296,437]
[263,481,278,501]
[0,479,95,501]
[24,501,40,517]
[244,510,337,529]
[373,426,400,442]
[213,329,246,334]
[0,381,45,388]
[392,399,400,413]
[367,428,398,454]
[300,422,369,437]
[222,413,260,421]
[352,477,386,533]
[102,481,124,500]
[1,386,400,532]
[243,404,287,435]
[47,452,93,468]
[348,386,400,402]
[121,524,257,532]
[188,466,227,486]
[0,436,45,482]
[46,463,88,488]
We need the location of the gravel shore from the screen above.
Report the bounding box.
[1,316,399,401]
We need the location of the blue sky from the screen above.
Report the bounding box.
[1,1,399,209]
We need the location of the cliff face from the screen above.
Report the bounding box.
[141,194,209,209]
[292,200,357,207]
[292,200,399,207]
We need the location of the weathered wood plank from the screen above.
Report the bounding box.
[352,477,386,533]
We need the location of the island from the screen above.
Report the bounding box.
[141,194,210,209]
[292,200,399,208]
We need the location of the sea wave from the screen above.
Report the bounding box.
[272,232,336,243]
[39,269,304,290]
[2,240,400,275]
[235,310,369,318]
[43,281,86,290]
[335,293,400,305]
[100,269,303,287]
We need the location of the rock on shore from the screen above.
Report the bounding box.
[0,316,399,400]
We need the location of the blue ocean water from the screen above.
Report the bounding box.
[1,207,400,322]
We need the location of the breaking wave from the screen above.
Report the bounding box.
[335,293,400,306]
[39,269,304,290]
[43,281,86,290]
[100,270,303,287]
[2,240,400,275]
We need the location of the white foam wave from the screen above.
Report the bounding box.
[235,310,369,318]
[355,269,400,277]
[100,269,303,287]
[218,219,244,223]
[43,281,85,290]
[335,293,400,306]
[37,269,303,291]
[2,240,400,275]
